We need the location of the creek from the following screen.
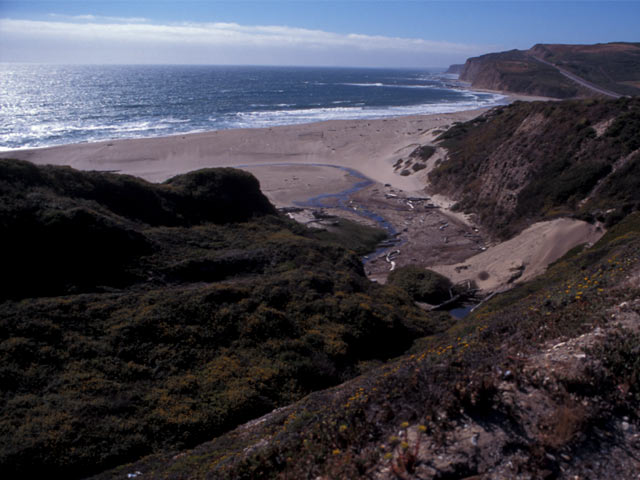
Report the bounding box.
[239,162,403,262]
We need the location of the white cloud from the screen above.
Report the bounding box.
[47,13,150,23]
[0,17,491,66]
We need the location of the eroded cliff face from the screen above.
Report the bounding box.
[429,97,640,239]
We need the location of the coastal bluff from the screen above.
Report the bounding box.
[458,42,640,98]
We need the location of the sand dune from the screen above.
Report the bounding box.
[430,218,605,292]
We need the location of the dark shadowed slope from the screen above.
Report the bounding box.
[0,160,448,479]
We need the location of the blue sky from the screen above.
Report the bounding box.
[1,1,638,67]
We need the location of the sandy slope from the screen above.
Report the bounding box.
[430,218,605,292]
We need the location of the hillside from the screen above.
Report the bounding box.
[0,160,451,478]
[430,97,640,239]
[2,98,640,479]
[86,98,639,480]
[459,42,640,98]
[90,207,640,480]
[530,43,640,97]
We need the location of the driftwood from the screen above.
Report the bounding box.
[429,294,463,311]
[470,290,500,312]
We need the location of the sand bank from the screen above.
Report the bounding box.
[430,218,605,292]
[7,109,487,207]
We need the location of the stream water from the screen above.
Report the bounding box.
[246,162,474,317]
[293,165,398,236]
[238,162,403,260]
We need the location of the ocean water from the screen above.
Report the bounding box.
[0,65,505,150]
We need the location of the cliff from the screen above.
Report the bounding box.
[459,42,640,98]
[445,63,464,74]
[430,97,640,238]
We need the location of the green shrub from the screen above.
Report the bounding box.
[387,266,452,304]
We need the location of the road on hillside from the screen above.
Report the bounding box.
[529,55,623,98]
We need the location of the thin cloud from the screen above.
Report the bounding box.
[47,13,150,23]
[0,17,494,66]
[1,18,486,53]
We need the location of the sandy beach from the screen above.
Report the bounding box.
[8,109,486,205]
[5,100,599,292]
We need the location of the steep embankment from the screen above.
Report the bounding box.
[458,42,640,98]
[429,97,640,239]
[0,160,449,479]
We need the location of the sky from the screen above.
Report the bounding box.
[0,1,638,68]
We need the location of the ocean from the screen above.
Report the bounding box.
[0,65,505,150]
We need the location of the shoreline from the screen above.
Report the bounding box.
[5,108,490,199]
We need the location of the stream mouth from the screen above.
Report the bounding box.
[290,165,405,262]
[449,305,474,319]
[237,162,403,262]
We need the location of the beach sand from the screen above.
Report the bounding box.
[8,109,486,206]
[430,218,605,293]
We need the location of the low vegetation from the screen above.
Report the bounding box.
[0,160,448,478]
[387,266,452,305]
[90,212,640,480]
[3,93,639,478]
